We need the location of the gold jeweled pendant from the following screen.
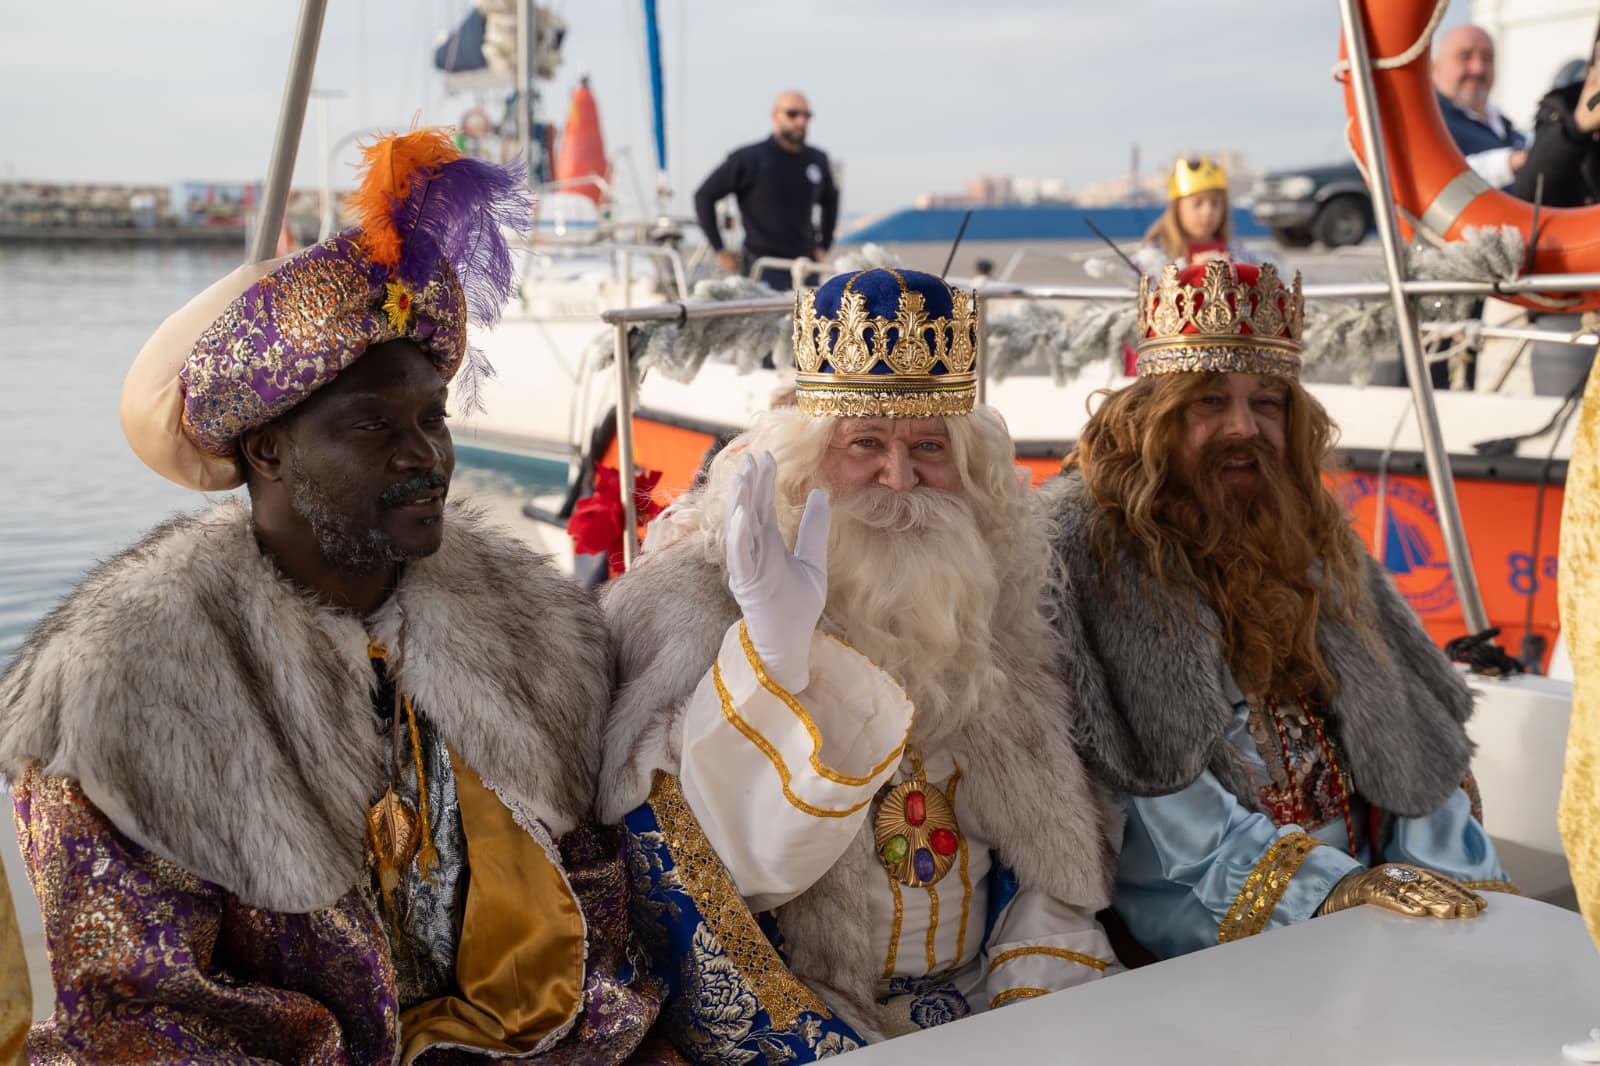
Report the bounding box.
[366,789,421,904]
[874,772,962,887]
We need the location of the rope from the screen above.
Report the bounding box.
[1330,0,1451,78]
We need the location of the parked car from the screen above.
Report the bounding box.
[1252,163,1373,248]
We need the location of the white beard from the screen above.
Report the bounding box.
[820,485,1003,749]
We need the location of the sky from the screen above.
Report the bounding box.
[2,0,1477,219]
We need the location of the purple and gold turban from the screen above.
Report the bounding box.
[122,128,532,490]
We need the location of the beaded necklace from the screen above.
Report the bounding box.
[1265,694,1358,857]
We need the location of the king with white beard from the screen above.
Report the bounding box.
[601,269,1119,1060]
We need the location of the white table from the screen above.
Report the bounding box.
[847,895,1600,1064]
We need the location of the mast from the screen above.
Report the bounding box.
[249,0,329,264]
[517,0,537,184]
[642,0,670,216]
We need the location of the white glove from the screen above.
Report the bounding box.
[723,451,830,692]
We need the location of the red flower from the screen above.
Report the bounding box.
[566,464,665,576]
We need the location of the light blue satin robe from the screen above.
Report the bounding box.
[1115,686,1508,959]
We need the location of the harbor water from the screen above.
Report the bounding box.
[0,243,565,668]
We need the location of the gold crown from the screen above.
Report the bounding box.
[1135,260,1305,379]
[792,274,978,418]
[1169,156,1228,200]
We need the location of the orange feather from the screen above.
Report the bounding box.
[347,128,463,268]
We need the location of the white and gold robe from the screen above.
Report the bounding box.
[602,535,1119,1049]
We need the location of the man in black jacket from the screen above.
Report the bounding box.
[694,90,839,290]
[1514,60,1600,208]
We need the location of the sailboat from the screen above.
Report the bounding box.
[434,0,1587,919]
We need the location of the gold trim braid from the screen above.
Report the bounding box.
[737,621,907,786]
[649,772,831,1028]
[882,875,904,981]
[1217,832,1323,943]
[986,946,1112,973]
[989,987,1049,1009]
[950,768,972,967]
[793,381,975,419]
[711,660,870,819]
[1463,879,1524,895]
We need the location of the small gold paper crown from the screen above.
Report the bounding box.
[1169,156,1228,200]
[792,268,978,418]
[1135,260,1305,380]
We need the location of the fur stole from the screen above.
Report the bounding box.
[0,499,609,914]
[599,534,1116,1038]
[1039,472,1475,817]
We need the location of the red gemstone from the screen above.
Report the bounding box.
[930,828,958,856]
[905,791,926,826]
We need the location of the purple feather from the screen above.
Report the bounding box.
[391,156,535,329]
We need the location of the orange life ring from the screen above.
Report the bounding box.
[1339,0,1600,312]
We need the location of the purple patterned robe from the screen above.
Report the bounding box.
[15,771,681,1064]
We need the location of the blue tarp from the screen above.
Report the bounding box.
[839,204,1268,244]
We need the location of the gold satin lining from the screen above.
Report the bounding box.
[398,749,586,1064]
[0,862,29,1066]
[1562,360,1600,952]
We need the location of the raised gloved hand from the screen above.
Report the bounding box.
[723,451,830,692]
[1316,863,1487,919]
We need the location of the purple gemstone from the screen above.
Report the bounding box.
[913,848,936,882]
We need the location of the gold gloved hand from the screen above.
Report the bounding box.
[1316,863,1488,919]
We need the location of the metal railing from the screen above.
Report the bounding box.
[747,255,827,289]
[597,270,1600,568]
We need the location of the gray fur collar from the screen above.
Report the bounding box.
[600,533,1116,1036]
[1039,473,1474,817]
[0,499,609,914]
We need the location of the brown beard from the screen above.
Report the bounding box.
[1157,435,1329,699]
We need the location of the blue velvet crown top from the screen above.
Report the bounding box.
[792,268,978,418]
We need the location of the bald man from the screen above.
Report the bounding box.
[1433,24,1528,189]
[693,89,839,290]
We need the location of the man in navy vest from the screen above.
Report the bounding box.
[1433,24,1528,190]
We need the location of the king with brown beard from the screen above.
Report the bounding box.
[1041,260,1516,961]
[601,269,1118,1059]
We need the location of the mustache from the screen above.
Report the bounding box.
[378,473,450,509]
[1196,435,1279,473]
[828,484,970,533]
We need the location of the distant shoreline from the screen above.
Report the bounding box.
[0,226,248,247]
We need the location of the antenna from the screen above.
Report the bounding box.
[940,209,973,279]
[1083,216,1143,278]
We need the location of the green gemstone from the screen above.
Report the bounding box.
[882,835,910,864]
